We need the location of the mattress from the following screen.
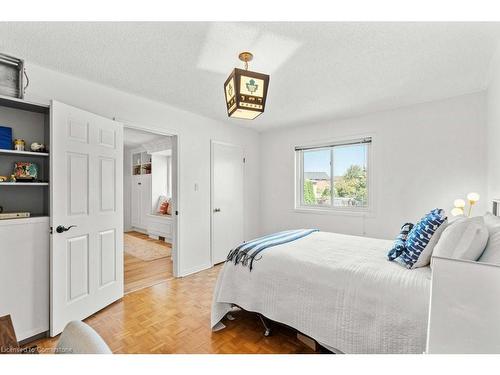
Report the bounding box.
[211,231,431,354]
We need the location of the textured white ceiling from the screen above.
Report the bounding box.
[1,22,500,131]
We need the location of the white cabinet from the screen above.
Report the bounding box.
[0,217,49,341]
[0,95,50,342]
[147,214,173,241]
[131,174,152,231]
[131,176,141,228]
[141,175,152,226]
[132,151,151,176]
[427,256,500,354]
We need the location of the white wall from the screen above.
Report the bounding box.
[260,92,487,240]
[486,45,500,207]
[123,146,133,232]
[24,61,490,272]
[151,153,169,210]
[24,63,261,276]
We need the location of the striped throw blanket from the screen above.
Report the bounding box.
[226,229,319,271]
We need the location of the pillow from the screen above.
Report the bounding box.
[396,208,447,269]
[432,216,488,262]
[479,213,500,264]
[166,198,172,215]
[156,195,168,214]
[387,222,414,261]
[159,200,169,215]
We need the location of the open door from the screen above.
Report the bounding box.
[171,135,179,277]
[50,101,124,336]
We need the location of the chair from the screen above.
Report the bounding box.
[56,321,111,354]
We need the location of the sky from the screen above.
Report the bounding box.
[303,144,366,177]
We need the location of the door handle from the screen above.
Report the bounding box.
[56,225,77,233]
[213,208,221,213]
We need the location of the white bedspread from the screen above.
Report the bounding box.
[211,231,431,354]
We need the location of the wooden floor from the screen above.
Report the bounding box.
[33,265,315,354]
[124,231,173,294]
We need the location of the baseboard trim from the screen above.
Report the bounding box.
[18,331,48,346]
[179,262,212,277]
[129,227,147,234]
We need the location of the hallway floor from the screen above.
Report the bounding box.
[124,231,173,294]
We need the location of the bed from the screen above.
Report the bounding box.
[211,231,431,354]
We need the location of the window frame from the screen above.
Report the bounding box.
[294,136,373,215]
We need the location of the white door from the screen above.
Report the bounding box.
[131,176,141,228]
[211,141,244,264]
[50,101,124,336]
[141,174,152,226]
[170,136,179,276]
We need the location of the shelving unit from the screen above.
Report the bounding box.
[0,95,50,217]
[0,94,50,113]
[0,148,49,157]
[132,151,152,175]
[0,215,49,225]
[0,182,49,186]
[0,95,51,342]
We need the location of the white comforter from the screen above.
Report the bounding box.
[211,231,431,354]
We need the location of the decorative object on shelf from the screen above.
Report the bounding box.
[13,161,38,181]
[0,176,7,182]
[0,53,29,99]
[142,163,152,174]
[9,174,16,182]
[0,212,30,220]
[451,192,480,217]
[30,142,46,153]
[0,125,12,150]
[13,138,25,151]
[224,51,270,120]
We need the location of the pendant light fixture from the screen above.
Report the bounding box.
[224,52,270,120]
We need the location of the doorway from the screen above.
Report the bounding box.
[123,127,178,293]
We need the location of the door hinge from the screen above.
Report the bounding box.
[50,227,53,234]
[175,210,179,216]
[243,157,246,163]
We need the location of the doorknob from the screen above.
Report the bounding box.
[56,225,77,233]
[213,208,221,213]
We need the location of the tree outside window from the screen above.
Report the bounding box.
[300,142,369,209]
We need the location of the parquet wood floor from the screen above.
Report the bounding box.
[33,265,315,354]
[124,231,173,294]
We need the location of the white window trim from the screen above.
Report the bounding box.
[294,135,374,216]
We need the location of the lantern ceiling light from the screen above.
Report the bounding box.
[224,52,270,120]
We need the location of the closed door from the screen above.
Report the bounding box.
[130,174,151,230]
[50,101,123,336]
[211,141,244,264]
[141,174,152,224]
[131,176,141,227]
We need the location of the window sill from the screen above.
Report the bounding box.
[293,206,374,217]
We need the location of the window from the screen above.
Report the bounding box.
[296,137,371,211]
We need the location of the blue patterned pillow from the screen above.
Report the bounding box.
[397,208,447,269]
[387,223,414,261]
